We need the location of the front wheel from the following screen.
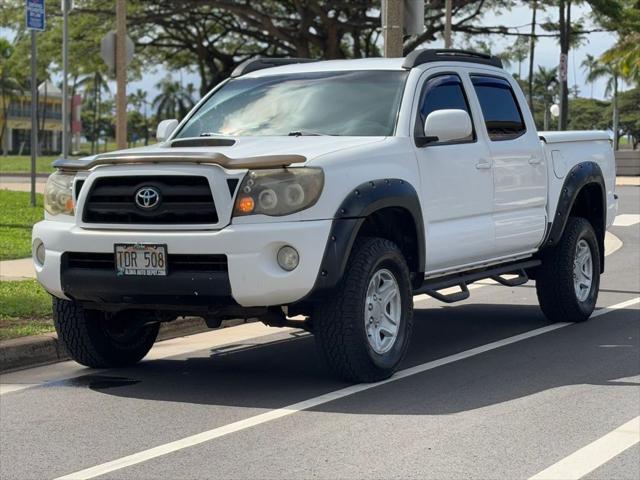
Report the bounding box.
[53,298,159,368]
[313,237,414,383]
[536,217,601,323]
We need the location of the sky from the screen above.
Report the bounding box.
[1,3,625,105]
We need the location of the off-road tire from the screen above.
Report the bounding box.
[313,237,413,383]
[53,298,159,368]
[536,217,601,323]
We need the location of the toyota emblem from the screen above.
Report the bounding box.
[135,187,161,209]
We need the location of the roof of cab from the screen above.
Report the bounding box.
[232,50,503,78]
[238,58,406,78]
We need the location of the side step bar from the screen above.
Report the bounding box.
[414,259,540,304]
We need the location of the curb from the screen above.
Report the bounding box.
[1,172,50,179]
[0,316,248,374]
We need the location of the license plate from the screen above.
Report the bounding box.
[115,244,167,276]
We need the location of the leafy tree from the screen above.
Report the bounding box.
[567,97,611,130]
[616,87,640,149]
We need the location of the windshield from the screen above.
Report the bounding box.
[176,70,408,138]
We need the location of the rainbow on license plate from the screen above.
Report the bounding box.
[115,244,167,276]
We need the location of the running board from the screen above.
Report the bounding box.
[414,259,540,303]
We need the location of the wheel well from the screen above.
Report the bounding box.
[569,182,605,270]
[356,207,422,277]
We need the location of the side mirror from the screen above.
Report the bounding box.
[422,109,473,145]
[156,119,179,142]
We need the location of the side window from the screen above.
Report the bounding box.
[471,75,526,141]
[415,74,475,143]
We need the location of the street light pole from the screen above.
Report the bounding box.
[61,0,70,158]
[115,0,127,150]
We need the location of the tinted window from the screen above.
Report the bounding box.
[415,74,474,142]
[471,75,526,141]
[177,70,408,137]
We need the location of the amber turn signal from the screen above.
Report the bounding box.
[236,196,255,214]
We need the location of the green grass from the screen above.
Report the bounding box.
[0,190,44,260]
[0,155,58,174]
[0,280,53,340]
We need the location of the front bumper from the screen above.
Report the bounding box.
[32,219,332,307]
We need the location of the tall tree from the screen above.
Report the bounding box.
[152,78,195,121]
[0,37,24,155]
[581,54,599,98]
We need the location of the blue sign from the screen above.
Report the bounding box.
[26,0,45,31]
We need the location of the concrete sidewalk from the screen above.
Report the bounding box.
[0,258,35,281]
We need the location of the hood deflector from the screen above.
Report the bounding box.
[53,151,307,172]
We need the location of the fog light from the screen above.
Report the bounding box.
[277,246,299,271]
[33,239,46,266]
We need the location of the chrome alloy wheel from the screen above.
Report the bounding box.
[573,239,593,302]
[365,268,402,354]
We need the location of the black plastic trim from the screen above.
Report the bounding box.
[231,57,318,77]
[402,49,503,69]
[61,253,233,306]
[307,179,425,297]
[543,161,606,271]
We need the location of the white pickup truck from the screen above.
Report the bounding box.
[34,50,617,382]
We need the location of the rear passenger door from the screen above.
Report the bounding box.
[469,74,547,256]
[413,70,495,273]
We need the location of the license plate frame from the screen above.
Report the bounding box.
[114,243,168,276]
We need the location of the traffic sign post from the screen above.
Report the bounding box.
[26,0,45,207]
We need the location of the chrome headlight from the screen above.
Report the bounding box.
[233,168,324,217]
[44,171,75,216]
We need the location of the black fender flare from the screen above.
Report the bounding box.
[310,179,425,296]
[543,161,606,270]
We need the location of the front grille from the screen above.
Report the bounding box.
[64,252,228,272]
[83,176,218,224]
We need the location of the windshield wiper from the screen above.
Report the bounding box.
[287,130,329,137]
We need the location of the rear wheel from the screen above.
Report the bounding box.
[536,217,601,323]
[53,298,159,368]
[313,237,413,383]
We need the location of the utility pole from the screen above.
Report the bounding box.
[558,0,571,131]
[527,0,537,114]
[382,0,404,57]
[61,0,70,158]
[115,0,127,149]
[444,0,453,48]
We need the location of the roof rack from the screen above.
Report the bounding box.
[402,49,503,69]
[231,57,318,78]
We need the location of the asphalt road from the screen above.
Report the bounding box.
[1,187,638,480]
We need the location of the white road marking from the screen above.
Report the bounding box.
[613,214,640,227]
[53,297,639,480]
[529,416,640,480]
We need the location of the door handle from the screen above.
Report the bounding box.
[528,156,542,165]
[476,158,491,169]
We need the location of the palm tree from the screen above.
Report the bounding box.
[152,77,195,120]
[0,38,23,156]
[82,72,110,154]
[128,89,149,145]
[581,54,599,98]
[534,66,558,131]
[586,60,623,149]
